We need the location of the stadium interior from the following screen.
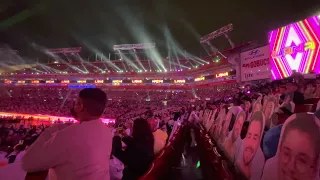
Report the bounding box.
[0,8,320,180]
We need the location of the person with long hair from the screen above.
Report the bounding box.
[113,118,154,180]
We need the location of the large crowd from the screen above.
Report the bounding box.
[0,71,319,180]
[0,88,193,120]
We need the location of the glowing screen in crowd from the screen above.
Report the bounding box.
[195,76,205,82]
[269,15,320,79]
[5,79,12,84]
[77,80,86,84]
[112,80,122,86]
[46,80,54,83]
[174,80,185,83]
[215,72,229,78]
[69,84,96,89]
[17,80,25,84]
[132,80,143,84]
[94,80,104,84]
[152,80,163,84]
[31,80,39,84]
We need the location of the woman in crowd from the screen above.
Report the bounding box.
[113,118,154,180]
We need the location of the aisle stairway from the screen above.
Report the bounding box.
[139,122,204,180]
[169,126,203,180]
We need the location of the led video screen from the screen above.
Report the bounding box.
[269,15,320,79]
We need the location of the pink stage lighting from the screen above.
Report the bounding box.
[269,15,320,79]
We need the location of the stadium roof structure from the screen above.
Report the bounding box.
[0,41,253,78]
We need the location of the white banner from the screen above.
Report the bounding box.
[113,43,155,50]
[240,45,271,81]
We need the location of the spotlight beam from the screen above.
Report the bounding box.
[113,43,156,72]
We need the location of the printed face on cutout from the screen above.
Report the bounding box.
[243,120,262,165]
[265,101,274,119]
[245,101,251,111]
[253,102,262,113]
[278,129,318,180]
[232,113,245,141]
[220,112,232,141]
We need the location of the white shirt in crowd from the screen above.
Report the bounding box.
[22,120,112,180]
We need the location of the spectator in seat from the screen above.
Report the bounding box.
[110,134,125,180]
[278,85,287,104]
[262,124,283,160]
[315,79,320,97]
[22,88,112,180]
[304,82,316,100]
[286,81,304,105]
[113,118,154,180]
[147,118,168,155]
[125,120,134,136]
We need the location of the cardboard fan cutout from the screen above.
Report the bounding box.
[261,113,320,180]
[218,106,243,148]
[263,97,276,129]
[205,109,218,131]
[244,100,252,121]
[253,100,263,114]
[224,110,246,163]
[218,109,233,145]
[199,110,204,121]
[235,111,266,180]
[202,110,211,127]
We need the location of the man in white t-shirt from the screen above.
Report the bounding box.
[22,88,112,180]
